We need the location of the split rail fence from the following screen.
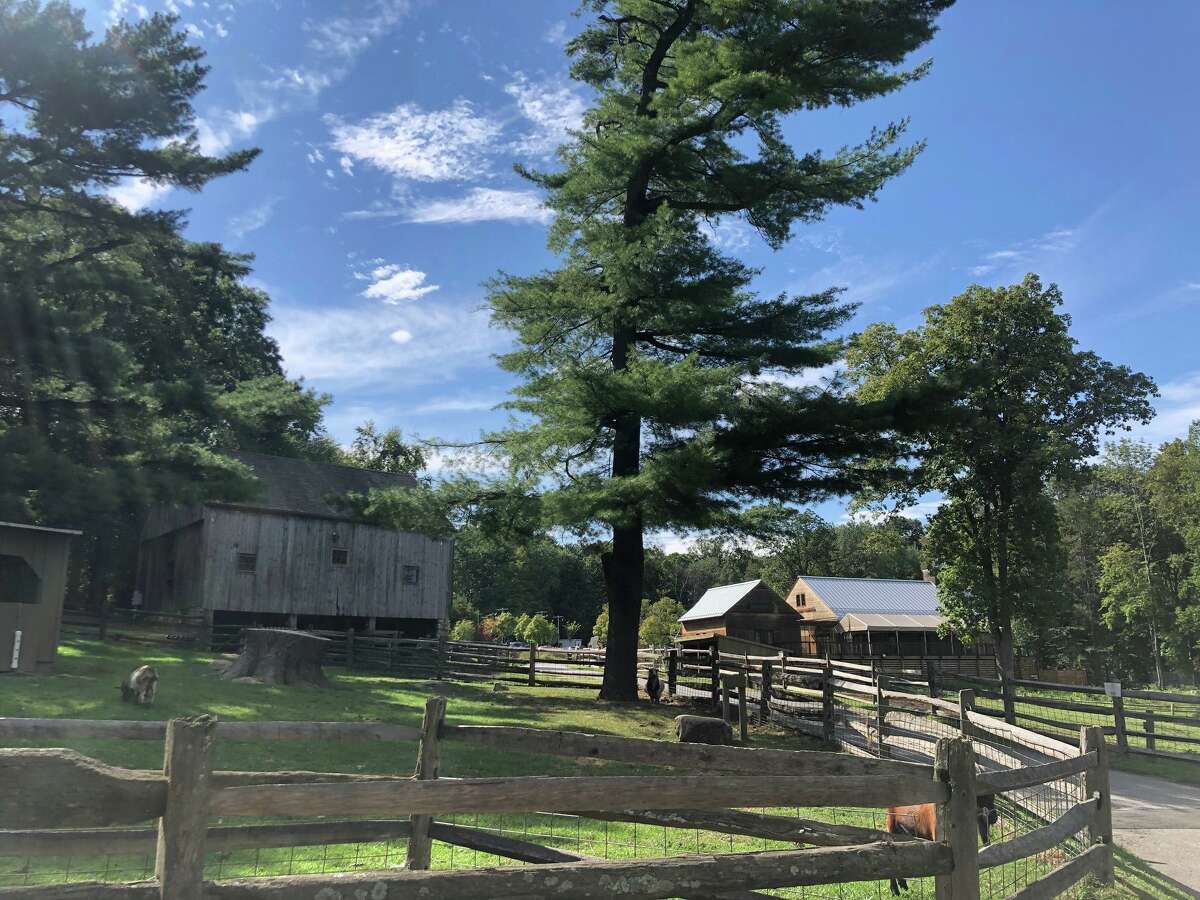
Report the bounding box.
[935,669,1200,766]
[0,702,1111,899]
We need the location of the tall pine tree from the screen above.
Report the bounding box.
[489,0,953,698]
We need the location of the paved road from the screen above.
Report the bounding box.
[1110,770,1200,896]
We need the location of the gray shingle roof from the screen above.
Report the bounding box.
[221,450,417,520]
[679,579,763,622]
[801,576,939,616]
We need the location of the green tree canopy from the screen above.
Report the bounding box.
[847,275,1156,677]
[523,613,559,647]
[490,0,952,699]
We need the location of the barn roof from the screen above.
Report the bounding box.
[221,450,418,520]
[0,521,83,536]
[679,579,764,622]
[800,575,940,617]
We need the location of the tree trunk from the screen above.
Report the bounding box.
[600,522,644,700]
[221,629,330,686]
[1149,618,1164,689]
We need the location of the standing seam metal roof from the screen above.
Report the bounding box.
[801,576,939,616]
[678,579,763,622]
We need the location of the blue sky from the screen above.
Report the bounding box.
[91,0,1200,535]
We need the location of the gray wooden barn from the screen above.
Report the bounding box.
[136,451,451,636]
[1,521,80,673]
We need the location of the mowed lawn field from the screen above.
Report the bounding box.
[0,639,1188,899]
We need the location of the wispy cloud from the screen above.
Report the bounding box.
[413,394,501,414]
[269,301,507,388]
[304,0,411,58]
[105,177,170,211]
[1124,369,1200,445]
[357,263,440,303]
[328,100,502,183]
[968,227,1079,278]
[543,21,567,44]
[504,73,586,157]
[229,198,278,238]
[403,188,553,225]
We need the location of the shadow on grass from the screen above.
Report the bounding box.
[1080,845,1200,899]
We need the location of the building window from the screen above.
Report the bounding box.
[331,547,350,566]
[401,564,420,585]
[236,552,257,573]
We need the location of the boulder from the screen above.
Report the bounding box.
[674,714,732,745]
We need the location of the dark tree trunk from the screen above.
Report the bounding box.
[601,522,645,700]
[222,628,330,686]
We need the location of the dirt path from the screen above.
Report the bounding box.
[1110,769,1200,896]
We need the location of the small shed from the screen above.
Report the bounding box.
[677,579,807,653]
[0,522,80,673]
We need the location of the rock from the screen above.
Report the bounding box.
[233,676,264,685]
[209,658,232,673]
[492,682,509,692]
[674,714,732,745]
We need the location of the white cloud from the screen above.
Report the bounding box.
[543,21,567,44]
[197,108,267,156]
[339,156,355,176]
[402,188,553,225]
[228,198,278,238]
[969,227,1079,278]
[307,147,326,164]
[106,177,170,211]
[505,73,586,157]
[269,301,507,388]
[360,264,439,303]
[390,328,413,344]
[328,99,501,182]
[702,218,755,252]
[1125,370,1200,444]
[413,394,500,414]
[305,0,411,58]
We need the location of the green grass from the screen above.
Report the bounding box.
[0,639,1189,898]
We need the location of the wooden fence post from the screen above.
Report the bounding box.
[406,695,447,869]
[926,662,939,699]
[759,660,772,719]
[1144,710,1156,752]
[1110,689,1129,754]
[1082,725,1114,884]
[156,716,215,900]
[344,628,355,672]
[527,643,537,686]
[737,672,749,742]
[720,674,734,724]
[958,688,975,739]
[709,646,720,709]
[822,656,835,743]
[875,674,889,757]
[999,669,1016,725]
[667,648,678,698]
[934,737,980,900]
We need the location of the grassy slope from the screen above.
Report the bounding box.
[0,640,1190,898]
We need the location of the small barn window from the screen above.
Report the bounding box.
[236,552,257,573]
[331,547,350,566]
[401,565,420,585]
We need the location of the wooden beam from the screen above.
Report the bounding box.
[976,751,1096,794]
[977,796,1097,869]
[211,772,949,819]
[0,748,166,828]
[441,725,932,778]
[156,716,215,900]
[0,717,422,744]
[1082,726,1114,884]
[1003,844,1107,900]
[934,738,979,900]
[405,695,446,870]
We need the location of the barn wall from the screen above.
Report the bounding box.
[785,576,839,621]
[200,508,451,621]
[0,526,73,673]
[137,520,206,612]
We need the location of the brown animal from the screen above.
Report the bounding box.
[885,795,996,895]
[120,665,159,705]
[645,666,663,703]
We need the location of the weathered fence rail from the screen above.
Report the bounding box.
[0,692,1113,899]
[938,667,1200,765]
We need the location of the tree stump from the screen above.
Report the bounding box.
[221,629,330,686]
[674,715,732,745]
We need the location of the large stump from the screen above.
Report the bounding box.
[674,714,732,746]
[221,629,330,686]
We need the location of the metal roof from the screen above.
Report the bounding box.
[801,575,939,617]
[678,579,763,622]
[840,613,945,632]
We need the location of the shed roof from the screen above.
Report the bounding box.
[801,575,939,617]
[221,450,417,520]
[840,613,944,632]
[679,579,763,622]
[0,521,83,536]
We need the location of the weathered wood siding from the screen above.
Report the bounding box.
[679,584,806,652]
[0,525,74,673]
[137,521,206,613]
[200,508,451,620]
